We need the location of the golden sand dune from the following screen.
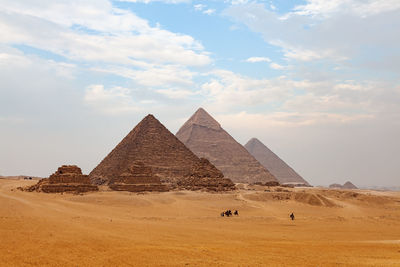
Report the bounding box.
[1,178,400,266]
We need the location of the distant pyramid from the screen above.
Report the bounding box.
[329,181,357,189]
[176,108,277,184]
[245,138,310,186]
[342,181,357,189]
[89,114,234,191]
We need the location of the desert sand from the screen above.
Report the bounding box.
[1,178,400,266]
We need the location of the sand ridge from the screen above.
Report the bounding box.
[1,178,400,266]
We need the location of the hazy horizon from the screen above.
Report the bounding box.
[1,0,399,187]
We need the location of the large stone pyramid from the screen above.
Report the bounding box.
[176,108,277,184]
[89,114,234,191]
[245,138,310,186]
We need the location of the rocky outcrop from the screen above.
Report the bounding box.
[245,138,310,186]
[89,114,235,192]
[176,108,278,184]
[23,165,98,193]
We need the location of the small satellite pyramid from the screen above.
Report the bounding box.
[176,108,277,184]
[89,114,234,191]
[245,138,310,186]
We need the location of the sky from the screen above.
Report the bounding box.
[0,0,399,187]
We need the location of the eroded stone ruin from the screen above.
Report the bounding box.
[176,108,278,184]
[24,165,98,193]
[89,114,235,192]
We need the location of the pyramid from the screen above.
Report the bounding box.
[245,138,310,186]
[343,181,357,189]
[176,108,277,184]
[24,165,98,193]
[89,114,234,191]
[330,181,357,189]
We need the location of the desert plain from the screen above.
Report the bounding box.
[1,177,400,266]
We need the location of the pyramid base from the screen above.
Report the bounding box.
[41,184,98,193]
[109,183,169,192]
[177,177,236,192]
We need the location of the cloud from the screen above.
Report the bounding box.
[230,0,250,5]
[0,46,76,78]
[293,0,400,18]
[246,56,271,63]
[269,62,285,70]
[217,111,373,129]
[201,70,294,111]
[117,0,189,3]
[84,84,139,114]
[194,4,205,11]
[203,9,216,15]
[91,64,195,88]
[246,56,287,69]
[0,0,211,67]
[199,68,399,127]
[0,51,31,66]
[224,1,400,72]
[193,4,215,15]
[156,88,196,99]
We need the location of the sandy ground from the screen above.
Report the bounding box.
[1,178,400,266]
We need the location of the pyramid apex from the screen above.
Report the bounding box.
[245,137,265,149]
[248,137,261,144]
[187,107,221,130]
[144,114,156,119]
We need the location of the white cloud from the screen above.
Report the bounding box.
[269,62,285,70]
[246,56,271,63]
[269,40,346,62]
[217,111,373,129]
[199,68,399,127]
[84,85,139,114]
[270,3,276,11]
[91,64,195,88]
[201,70,292,111]
[225,0,400,81]
[230,0,250,5]
[194,4,205,11]
[156,88,196,99]
[0,46,76,78]
[0,51,31,66]
[117,0,189,3]
[294,0,400,18]
[0,0,211,67]
[203,9,216,15]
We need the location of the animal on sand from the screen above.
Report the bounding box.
[221,210,237,217]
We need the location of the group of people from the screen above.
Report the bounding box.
[221,210,239,217]
[219,210,295,220]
